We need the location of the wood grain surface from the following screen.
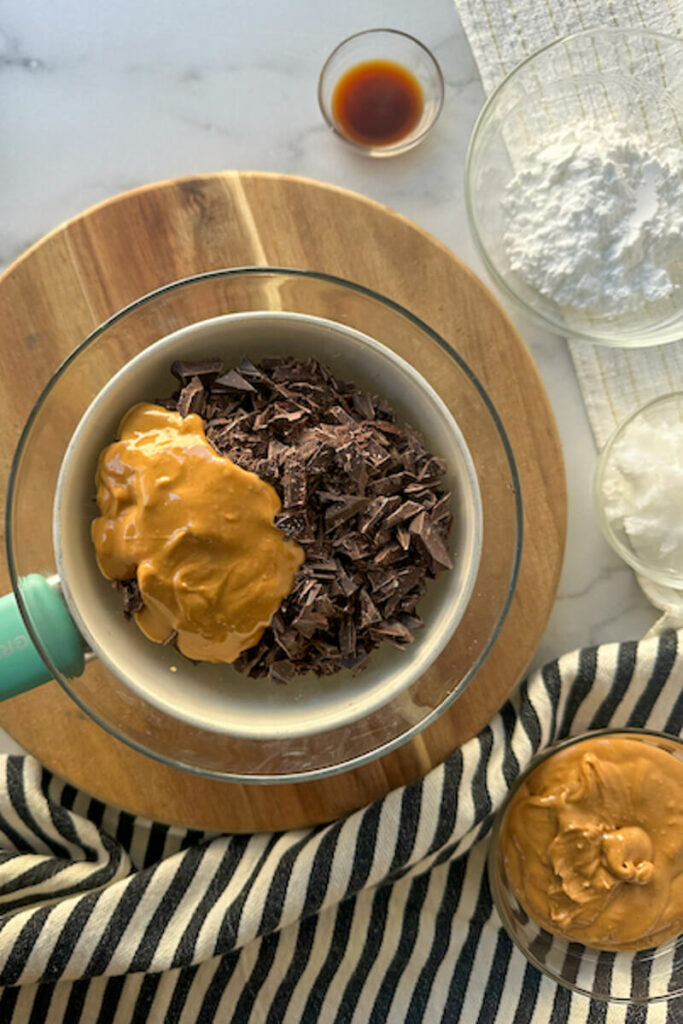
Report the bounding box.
[0,173,566,831]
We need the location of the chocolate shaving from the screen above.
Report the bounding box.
[120,355,454,679]
[409,512,454,573]
[351,392,375,420]
[213,369,257,393]
[114,578,144,618]
[339,618,357,658]
[325,496,370,528]
[396,527,412,551]
[359,589,382,628]
[171,358,223,383]
[177,376,206,417]
[369,620,414,646]
[382,500,424,530]
[268,660,296,684]
[283,463,307,508]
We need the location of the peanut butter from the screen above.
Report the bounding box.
[92,403,304,663]
[501,736,683,950]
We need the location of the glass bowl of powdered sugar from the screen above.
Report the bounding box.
[465,28,683,348]
[596,393,683,590]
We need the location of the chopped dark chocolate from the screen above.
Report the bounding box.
[133,355,455,679]
[177,376,207,417]
[339,617,357,658]
[431,493,453,526]
[409,511,454,573]
[368,472,409,497]
[213,369,257,393]
[369,620,415,646]
[382,500,424,530]
[358,497,391,535]
[351,391,375,421]
[324,496,370,528]
[283,463,307,508]
[237,357,265,381]
[114,578,144,617]
[293,609,330,638]
[359,589,382,628]
[269,660,296,684]
[396,527,412,551]
[171,358,224,383]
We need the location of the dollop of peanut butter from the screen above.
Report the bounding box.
[501,736,683,950]
[92,403,304,663]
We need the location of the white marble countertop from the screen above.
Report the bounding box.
[0,0,657,754]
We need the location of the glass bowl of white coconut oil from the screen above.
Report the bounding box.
[596,393,683,591]
[465,28,683,348]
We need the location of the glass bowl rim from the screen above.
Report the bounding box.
[464,26,683,349]
[488,726,683,1004]
[5,265,523,783]
[317,28,445,156]
[594,391,683,588]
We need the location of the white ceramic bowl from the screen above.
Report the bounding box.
[54,312,483,740]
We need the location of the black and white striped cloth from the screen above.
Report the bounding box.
[0,632,681,1023]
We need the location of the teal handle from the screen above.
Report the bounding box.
[0,575,85,699]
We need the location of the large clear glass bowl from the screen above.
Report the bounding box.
[6,268,522,782]
[489,729,683,1004]
[466,29,683,348]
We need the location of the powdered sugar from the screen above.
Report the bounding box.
[502,127,683,316]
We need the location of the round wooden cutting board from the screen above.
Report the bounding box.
[0,173,566,832]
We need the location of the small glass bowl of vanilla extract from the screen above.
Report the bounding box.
[318,29,444,157]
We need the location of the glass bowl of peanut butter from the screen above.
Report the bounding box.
[489,729,683,1004]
